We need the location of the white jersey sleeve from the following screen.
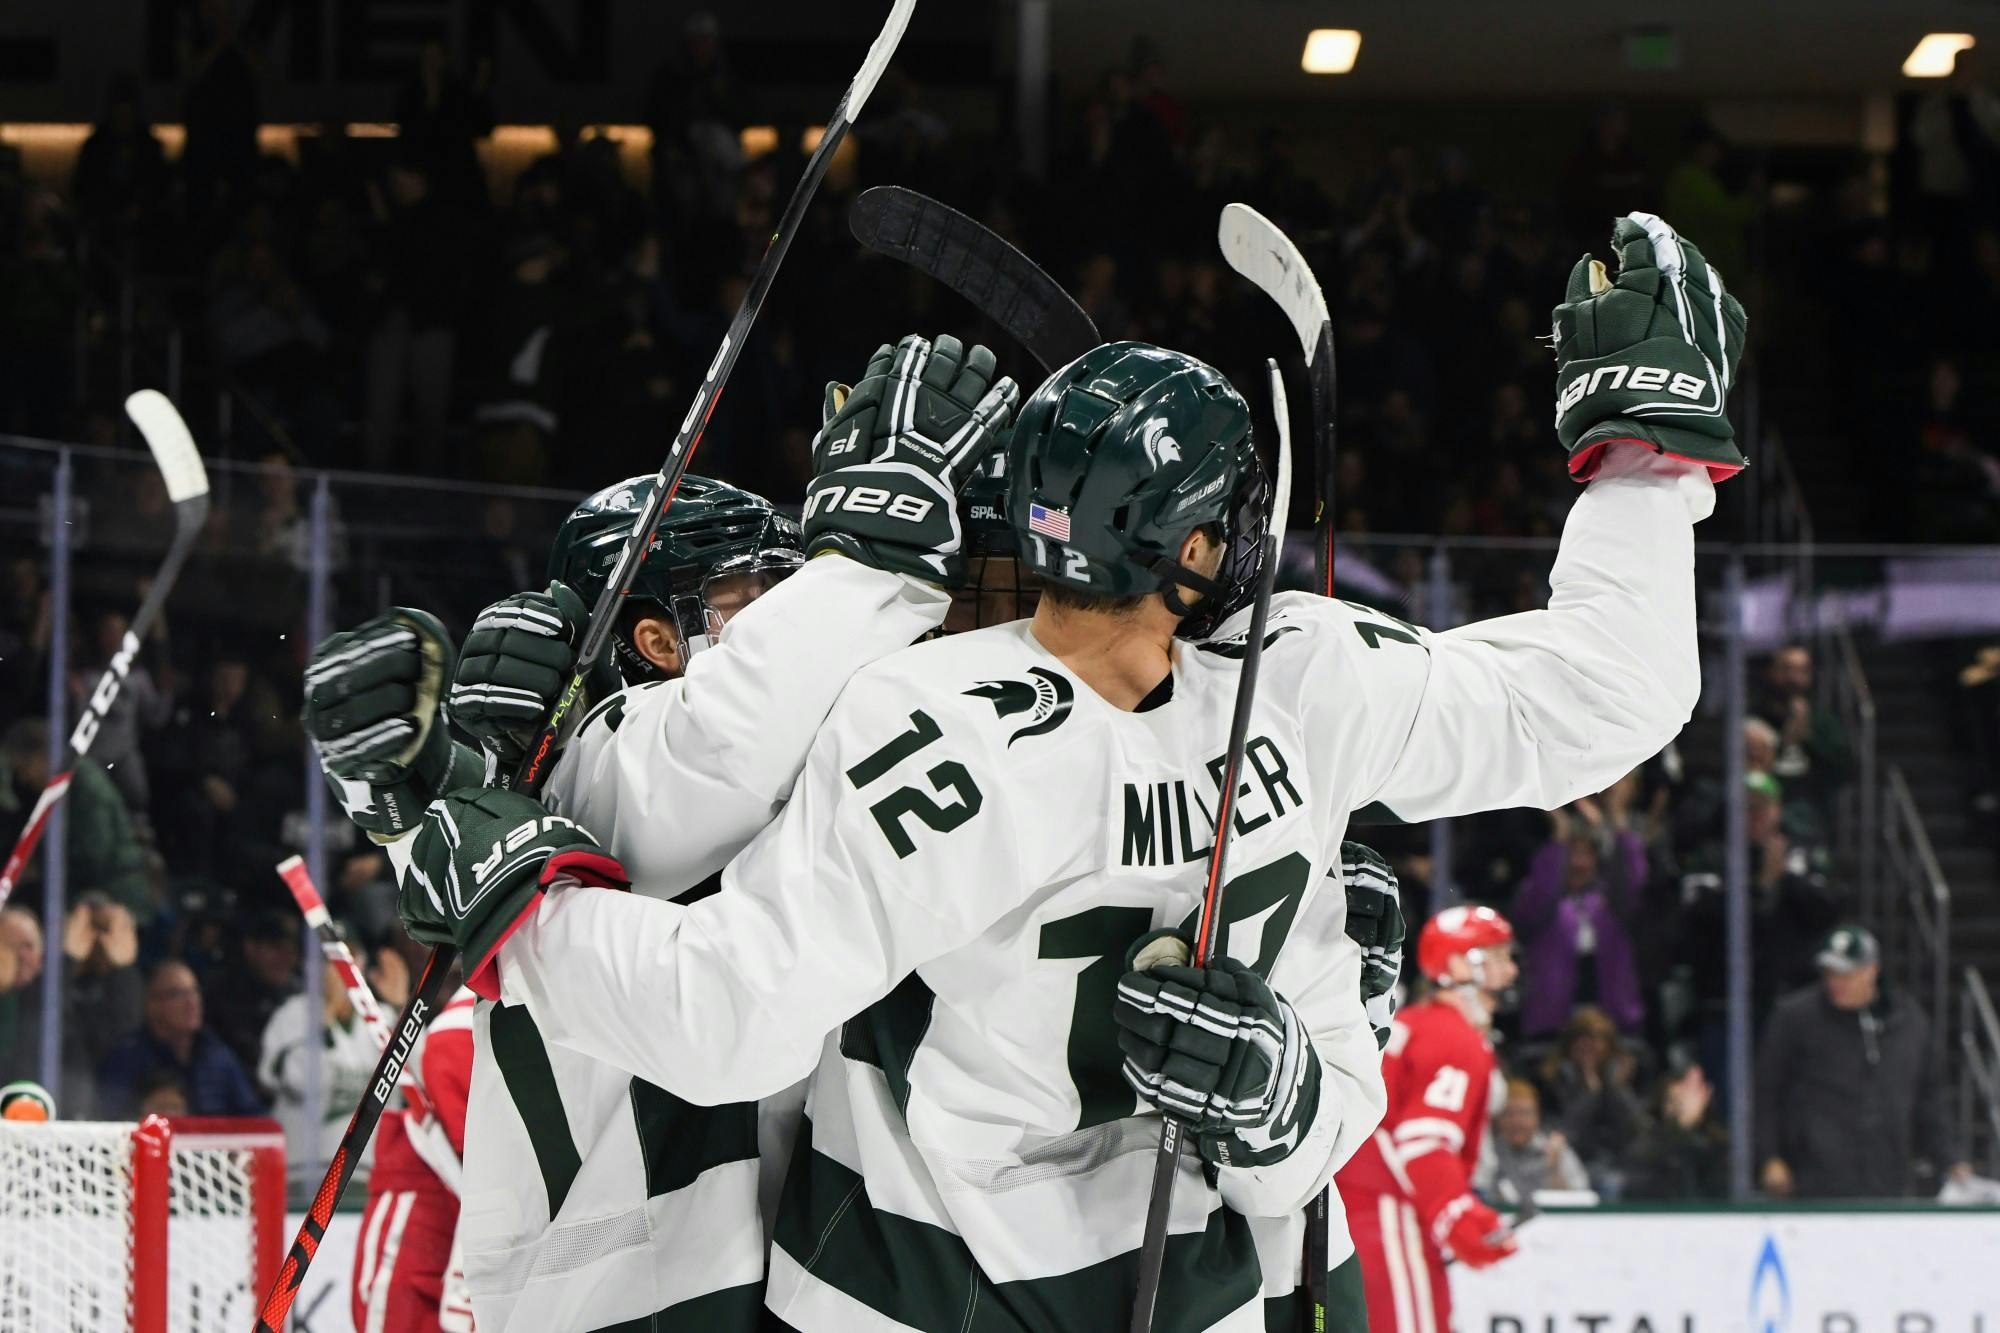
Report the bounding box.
[501,669,1024,1104]
[544,553,949,892]
[1333,446,1714,822]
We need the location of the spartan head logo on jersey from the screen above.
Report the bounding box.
[1141,417,1182,469]
[963,666,1074,746]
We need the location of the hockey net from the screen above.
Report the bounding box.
[0,1115,285,1333]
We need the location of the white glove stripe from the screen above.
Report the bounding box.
[449,683,549,714]
[471,605,566,637]
[1622,211,1726,419]
[303,625,416,686]
[315,716,415,764]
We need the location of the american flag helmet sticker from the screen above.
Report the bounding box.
[1027,502,1072,542]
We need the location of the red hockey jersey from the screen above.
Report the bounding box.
[1335,996,1497,1224]
[370,989,477,1194]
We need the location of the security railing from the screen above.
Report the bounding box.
[1882,767,1953,1076]
[1960,968,2000,1177]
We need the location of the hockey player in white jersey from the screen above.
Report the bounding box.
[399,214,1745,1330]
[306,333,1019,1329]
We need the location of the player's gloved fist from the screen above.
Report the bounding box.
[1342,842,1406,1051]
[803,332,1019,584]
[1431,1192,1516,1269]
[400,787,628,999]
[303,608,480,836]
[1114,929,1321,1168]
[450,582,589,766]
[1553,212,1748,483]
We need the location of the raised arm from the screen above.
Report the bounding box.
[1347,213,1744,823]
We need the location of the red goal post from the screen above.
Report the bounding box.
[0,1114,285,1333]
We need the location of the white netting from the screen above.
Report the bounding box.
[0,1121,274,1333]
[0,1121,136,1332]
[166,1131,266,1332]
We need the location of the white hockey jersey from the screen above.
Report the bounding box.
[498,448,1714,1331]
[452,553,948,1331]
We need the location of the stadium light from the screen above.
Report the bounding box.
[1301,29,1362,75]
[1903,33,1974,78]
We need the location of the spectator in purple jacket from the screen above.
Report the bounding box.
[1513,787,1649,1038]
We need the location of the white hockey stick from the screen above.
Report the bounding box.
[1219,203,1336,597]
[0,391,210,908]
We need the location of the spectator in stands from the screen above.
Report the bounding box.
[363,159,472,476]
[0,898,145,1116]
[1758,926,1969,1198]
[70,610,171,817]
[0,557,50,719]
[1513,790,1649,1039]
[259,935,404,1182]
[1475,1078,1590,1206]
[1960,642,2000,818]
[71,74,170,250]
[0,719,153,925]
[1751,644,1854,825]
[204,909,299,1077]
[1662,124,1757,281]
[152,649,263,890]
[178,0,263,211]
[136,1069,191,1118]
[96,959,264,1118]
[393,40,495,207]
[1538,1005,1647,1196]
[1627,1062,1730,1199]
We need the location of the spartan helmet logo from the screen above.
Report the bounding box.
[963,666,1074,746]
[1142,417,1182,469]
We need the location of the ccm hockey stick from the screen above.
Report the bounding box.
[0,390,210,909]
[1218,204,1336,597]
[254,3,919,1326]
[277,856,392,1051]
[1217,201,1341,1331]
[848,185,1101,373]
[1130,356,1295,1333]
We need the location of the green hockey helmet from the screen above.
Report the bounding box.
[1005,341,1266,636]
[549,474,803,683]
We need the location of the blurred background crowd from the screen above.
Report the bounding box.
[1,3,1997,1202]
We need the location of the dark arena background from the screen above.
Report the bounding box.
[0,2,1998,1330]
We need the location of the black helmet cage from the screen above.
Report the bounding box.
[1173,451,1271,639]
[553,476,805,686]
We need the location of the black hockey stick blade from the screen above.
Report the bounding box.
[1131,360,1293,1333]
[254,5,921,1328]
[0,391,210,908]
[1219,203,1336,596]
[849,185,1101,372]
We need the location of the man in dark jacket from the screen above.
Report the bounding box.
[1756,926,1967,1197]
[96,960,264,1118]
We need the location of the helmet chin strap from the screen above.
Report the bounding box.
[1147,555,1228,622]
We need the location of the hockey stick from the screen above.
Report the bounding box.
[1218,204,1336,597]
[1216,205,1341,1328]
[276,856,392,1051]
[0,391,209,911]
[848,185,1101,373]
[253,5,919,1327]
[1130,356,1295,1333]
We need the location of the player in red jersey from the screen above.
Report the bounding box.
[353,988,477,1332]
[1335,906,1520,1333]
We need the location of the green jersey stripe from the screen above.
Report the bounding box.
[837,970,937,1115]
[774,1111,1262,1332]
[488,1000,584,1215]
[628,1077,761,1199]
[585,1278,768,1331]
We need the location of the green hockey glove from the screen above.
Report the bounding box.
[449,582,591,766]
[1342,842,1405,1050]
[803,332,1019,584]
[303,608,481,836]
[400,787,629,999]
[1114,930,1322,1169]
[1553,211,1748,482]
